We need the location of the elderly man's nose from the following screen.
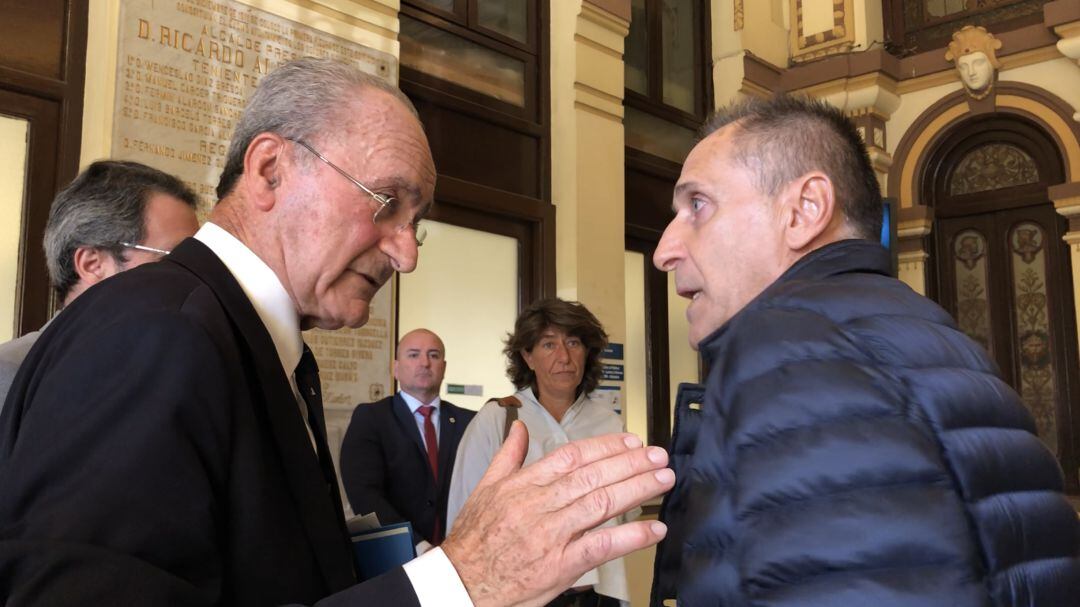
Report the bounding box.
[384,229,419,273]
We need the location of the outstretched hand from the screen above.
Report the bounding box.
[442,421,674,607]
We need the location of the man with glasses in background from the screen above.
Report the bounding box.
[0,58,672,606]
[0,160,198,411]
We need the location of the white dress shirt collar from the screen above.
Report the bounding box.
[194,222,303,377]
[194,226,472,605]
[399,390,442,414]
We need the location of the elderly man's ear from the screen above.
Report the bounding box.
[779,172,842,251]
[241,133,288,211]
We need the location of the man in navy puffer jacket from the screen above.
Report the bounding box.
[650,95,1080,606]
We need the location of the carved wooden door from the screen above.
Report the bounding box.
[937,206,1076,461]
[929,117,1080,492]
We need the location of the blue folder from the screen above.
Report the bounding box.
[351,521,417,581]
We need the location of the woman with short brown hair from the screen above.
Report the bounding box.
[447,298,630,607]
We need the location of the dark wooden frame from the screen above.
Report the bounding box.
[882,0,1052,55]
[0,1,87,336]
[623,0,712,128]
[922,116,1063,219]
[400,0,552,321]
[425,175,555,307]
[408,0,539,51]
[622,0,710,448]
[400,6,540,123]
[625,232,672,450]
[401,0,548,200]
[925,113,1080,494]
[0,90,60,337]
[624,148,689,449]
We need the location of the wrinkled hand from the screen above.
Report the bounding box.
[442,422,674,607]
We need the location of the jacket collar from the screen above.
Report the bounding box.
[391,394,462,485]
[165,237,357,591]
[193,222,302,381]
[698,239,890,360]
[391,393,429,462]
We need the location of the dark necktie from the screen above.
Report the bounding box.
[295,345,336,488]
[295,347,356,582]
[417,405,442,544]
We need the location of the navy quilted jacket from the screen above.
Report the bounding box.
[652,239,1080,606]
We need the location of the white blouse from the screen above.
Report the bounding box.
[447,386,631,602]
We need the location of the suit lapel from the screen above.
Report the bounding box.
[166,239,356,590]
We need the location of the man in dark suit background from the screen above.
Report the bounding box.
[341,328,474,548]
[0,57,674,607]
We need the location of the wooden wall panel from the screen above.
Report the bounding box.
[0,0,87,335]
[0,0,66,78]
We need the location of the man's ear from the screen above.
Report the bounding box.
[71,246,115,287]
[780,172,838,251]
[239,133,288,212]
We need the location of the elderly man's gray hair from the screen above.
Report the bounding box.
[43,160,198,302]
[215,57,419,201]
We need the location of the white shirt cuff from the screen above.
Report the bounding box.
[402,547,474,607]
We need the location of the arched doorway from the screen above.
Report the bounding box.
[925,113,1080,493]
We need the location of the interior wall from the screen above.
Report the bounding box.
[398,221,520,411]
[1000,57,1080,118]
[0,115,30,342]
[711,0,746,107]
[743,0,788,67]
[886,80,964,175]
[81,0,120,166]
[552,1,630,413]
[624,250,648,441]
[853,0,883,51]
[887,57,1080,169]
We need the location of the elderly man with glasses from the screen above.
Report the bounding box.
[0,58,673,607]
[0,160,198,413]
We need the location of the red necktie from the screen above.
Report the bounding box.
[418,405,442,544]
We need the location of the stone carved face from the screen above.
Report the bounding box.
[956,51,993,92]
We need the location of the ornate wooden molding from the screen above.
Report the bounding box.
[735,0,744,31]
[888,83,1080,209]
[743,5,1062,98]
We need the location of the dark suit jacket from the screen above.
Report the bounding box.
[0,239,419,606]
[340,395,474,544]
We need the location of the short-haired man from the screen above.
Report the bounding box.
[650,95,1079,606]
[0,58,673,606]
[340,328,474,548]
[0,160,199,409]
